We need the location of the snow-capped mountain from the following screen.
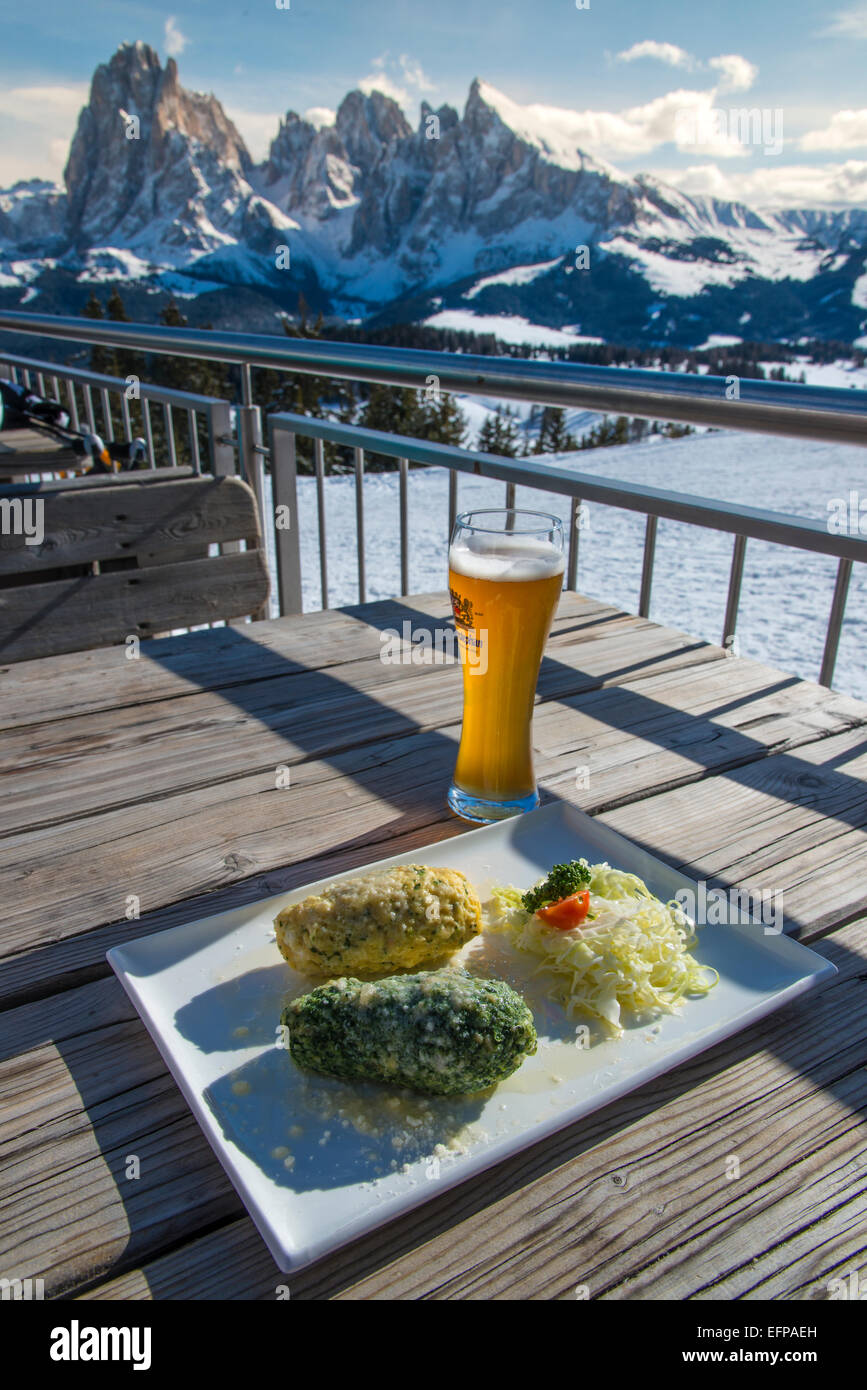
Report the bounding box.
[2,41,867,347]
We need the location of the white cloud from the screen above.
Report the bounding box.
[617,40,695,69]
[304,107,337,130]
[397,54,436,93]
[224,107,281,161]
[164,17,189,59]
[802,109,867,150]
[359,52,436,113]
[0,83,87,184]
[822,4,867,38]
[359,69,407,106]
[708,54,758,93]
[654,159,867,207]
[478,68,764,163]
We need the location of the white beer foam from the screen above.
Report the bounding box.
[449,532,565,582]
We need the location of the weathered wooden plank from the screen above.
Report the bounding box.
[0,429,74,458]
[0,592,622,730]
[0,467,195,493]
[0,550,271,661]
[0,428,82,475]
[43,920,867,1301]
[75,1220,280,1301]
[599,726,867,939]
[0,457,85,477]
[0,987,241,1296]
[0,611,751,836]
[0,476,261,575]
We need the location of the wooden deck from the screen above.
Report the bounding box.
[1,590,865,1300]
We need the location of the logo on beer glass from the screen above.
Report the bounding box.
[450,588,474,629]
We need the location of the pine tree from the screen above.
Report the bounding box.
[101,286,143,382]
[533,406,577,455]
[477,405,521,457]
[106,287,130,323]
[82,292,112,376]
[424,391,467,449]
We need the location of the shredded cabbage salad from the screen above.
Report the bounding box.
[489,860,718,1038]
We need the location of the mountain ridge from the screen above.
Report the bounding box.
[2,41,866,348]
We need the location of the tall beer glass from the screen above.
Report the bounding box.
[448,508,564,822]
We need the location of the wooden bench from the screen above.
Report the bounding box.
[0,426,88,479]
[0,475,271,662]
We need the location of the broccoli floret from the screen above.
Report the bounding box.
[522,859,592,914]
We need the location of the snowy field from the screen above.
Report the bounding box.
[262,427,867,702]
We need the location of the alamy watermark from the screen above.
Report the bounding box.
[1,1274,44,1300]
[827,491,867,536]
[674,881,783,934]
[675,107,784,156]
[380,620,488,674]
[0,497,44,546]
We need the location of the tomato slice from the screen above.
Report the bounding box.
[535,889,590,930]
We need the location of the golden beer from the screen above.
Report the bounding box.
[448,511,564,821]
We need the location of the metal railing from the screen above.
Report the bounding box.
[267,412,866,686]
[0,351,234,476]
[0,310,865,688]
[2,310,867,446]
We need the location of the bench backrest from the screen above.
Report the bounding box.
[0,475,271,662]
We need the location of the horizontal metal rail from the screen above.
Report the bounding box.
[268,413,867,562]
[267,411,867,688]
[0,350,222,411]
[2,311,866,446]
[0,351,233,477]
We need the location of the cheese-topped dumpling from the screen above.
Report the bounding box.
[274,865,482,976]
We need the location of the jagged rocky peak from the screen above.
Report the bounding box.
[418,100,459,138]
[265,88,410,187]
[0,179,68,253]
[262,87,412,220]
[335,89,412,173]
[64,41,257,252]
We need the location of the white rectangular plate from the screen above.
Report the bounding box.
[107,802,836,1273]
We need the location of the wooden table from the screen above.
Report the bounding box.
[2,591,866,1301]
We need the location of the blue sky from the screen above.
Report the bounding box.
[2,0,867,206]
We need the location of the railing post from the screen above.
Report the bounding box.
[100,387,114,442]
[354,445,366,603]
[238,362,267,531]
[186,408,201,473]
[142,398,155,467]
[638,514,658,618]
[567,496,582,590]
[65,380,79,431]
[448,469,458,534]
[121,391,132,443]
[207,400,236,478]
[314,437,329,610]
[269,421,303,616]
[723,534,747,651]
[207,400,243,559]
[162,403,178,469]
[399,457,409,596]
[238,402,266,525]
[819,558,852,688]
